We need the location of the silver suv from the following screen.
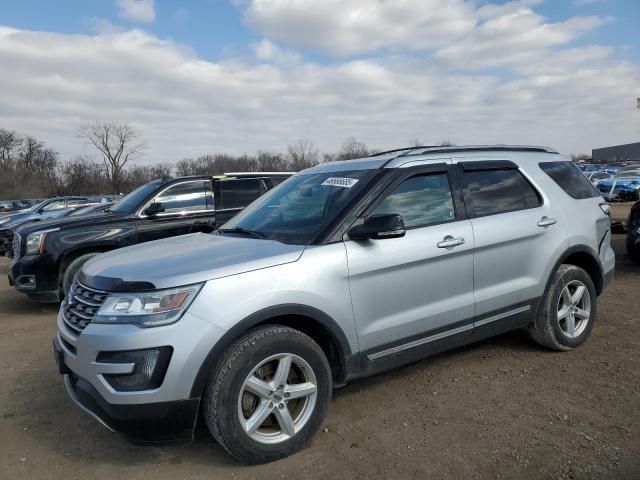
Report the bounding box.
[54,145,615,463]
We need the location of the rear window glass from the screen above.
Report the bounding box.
[539,162,599,199]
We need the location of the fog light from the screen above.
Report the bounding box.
[98,347,172,392]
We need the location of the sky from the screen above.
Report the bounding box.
[0,0,639,164]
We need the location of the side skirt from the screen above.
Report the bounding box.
[355,299,540,379]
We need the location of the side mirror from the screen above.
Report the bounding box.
[143,202,165,217]
[348,214,405,240]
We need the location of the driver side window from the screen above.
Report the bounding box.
[371,174,455,228]
[155,181,207,214]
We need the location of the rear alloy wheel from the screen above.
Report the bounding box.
[556,280,591,339]
[530,264,597,351]
[203,326,332,463]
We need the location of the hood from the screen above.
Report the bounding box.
[81,233,305,290]
[13,211,118,236]
[0,211,40,228]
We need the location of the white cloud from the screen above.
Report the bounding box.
[0,1,637,166]
[116,0,155,23]
[244,0,478,56]
[252,39,301,64]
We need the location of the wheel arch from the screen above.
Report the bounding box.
[58,245,118,284]
[190,304,354,398]
[551,245,604,296]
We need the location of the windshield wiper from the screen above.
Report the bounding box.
[218,227,268,239]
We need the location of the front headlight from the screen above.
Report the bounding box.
[93,283,203,327]
[26,228,59,255]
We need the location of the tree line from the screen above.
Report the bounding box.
[0,123,377,200]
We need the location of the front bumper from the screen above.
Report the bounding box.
[10,254,59,301]
[55,305,226,442]
[61,368,199,444]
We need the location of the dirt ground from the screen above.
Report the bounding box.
[1,205,638,480]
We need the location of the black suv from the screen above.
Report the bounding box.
[9,173,290,302]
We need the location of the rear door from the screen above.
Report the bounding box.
[457,160,569,329]
[346,164,476,355]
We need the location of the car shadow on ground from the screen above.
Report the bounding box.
[14,326,542,469]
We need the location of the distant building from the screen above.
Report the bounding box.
[592,141,640,163]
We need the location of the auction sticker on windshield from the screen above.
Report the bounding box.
[321,177,359,188]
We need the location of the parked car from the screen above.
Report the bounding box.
[9,173,291,302]
[0,197,94,257]
[0,200,30,213]
[626,200,640,263]
[594,170,640,201]
[586,171,613,185]
[53,145,614,463]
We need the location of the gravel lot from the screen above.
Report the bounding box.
[1,204,638,480]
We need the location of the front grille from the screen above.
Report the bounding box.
[62,281,108,334]
[8,232,20,261]
[0,230,15,257]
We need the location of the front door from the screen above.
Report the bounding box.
[345,165,475,357]
[137,179,215,243]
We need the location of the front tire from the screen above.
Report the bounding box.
[203,325,332,464]
[530,264,597,351]
[61,252,100,299]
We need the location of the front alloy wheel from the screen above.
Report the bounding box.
[204,326,332,463]
[238,353,318,444]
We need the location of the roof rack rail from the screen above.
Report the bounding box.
[399,145,559,157]
[368,146,440,157]
[369,144,558,159]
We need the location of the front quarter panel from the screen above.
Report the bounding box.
[187,242,359,353]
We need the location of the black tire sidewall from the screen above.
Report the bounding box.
[548,267,597,349]
[208,328,332,463]
[62,253,99,296]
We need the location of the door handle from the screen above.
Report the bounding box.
[437,236,465,249]
[537,216,557,228]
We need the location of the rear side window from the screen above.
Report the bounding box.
[539,161,599,199]
[462,169,541,217]
[219,179,261,209]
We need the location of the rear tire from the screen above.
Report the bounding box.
[61,253,100,299]
[530,264,597,351]
[203,325,332,464]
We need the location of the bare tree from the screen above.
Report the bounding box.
[286,139,320,170]
[79,121,146,192]
[337,137,369,160]
[438,140,455,146]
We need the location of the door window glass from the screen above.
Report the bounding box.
[41,200,66,212]
[155,181,207,214]
[371,174,455,228]
[219,179,261,209]
[516,171,542,208]
[463,169,528,217]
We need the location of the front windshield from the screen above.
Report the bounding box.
[109,181,162,214]
[221,170,378,244]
